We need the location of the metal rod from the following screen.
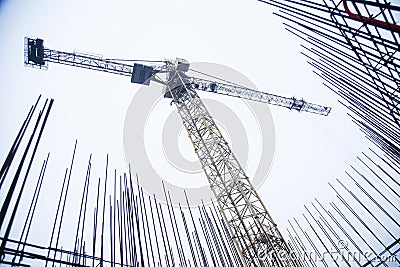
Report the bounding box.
[15,153,49,264]
[0,95,40,190]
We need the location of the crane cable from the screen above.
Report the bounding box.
[189,68,255,90]
[103,58,168,63]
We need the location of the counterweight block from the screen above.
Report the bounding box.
[131,63,154,85]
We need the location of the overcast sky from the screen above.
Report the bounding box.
[0,0,377,251]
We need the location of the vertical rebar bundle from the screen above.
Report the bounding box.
[0,97,248,266]
[256,1,400,266]
[258,0,399,162]
[287,149,399,267]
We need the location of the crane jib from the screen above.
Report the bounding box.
[24,37,331,117]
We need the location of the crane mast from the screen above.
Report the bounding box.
[164,65,299,266]
[24,37,328,266]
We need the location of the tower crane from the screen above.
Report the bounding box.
[24,37,331,267]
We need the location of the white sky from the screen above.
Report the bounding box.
[0,0,378,253]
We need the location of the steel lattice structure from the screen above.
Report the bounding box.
[190,77,330,115]
[164,69,296,266]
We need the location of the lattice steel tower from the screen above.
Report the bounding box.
[25,38,331,266]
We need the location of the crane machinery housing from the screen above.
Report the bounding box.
[24,37,331,267]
